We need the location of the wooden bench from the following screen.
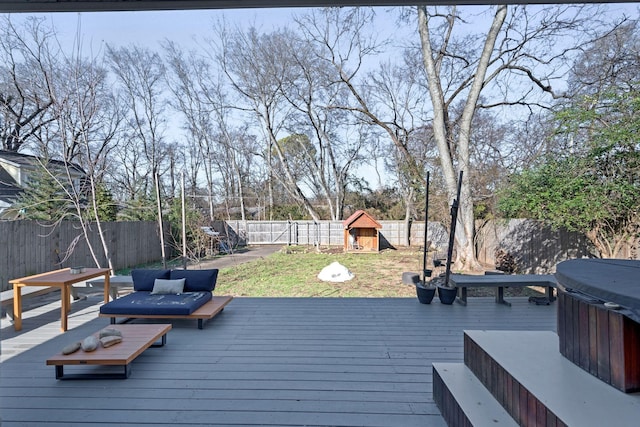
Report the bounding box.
[449,273,557,306]
[99,295,233,329]
[86,275,134,300]
[46,324,171,379]
[1,286,80,319]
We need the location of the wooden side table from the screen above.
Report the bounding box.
[10,268,111,332]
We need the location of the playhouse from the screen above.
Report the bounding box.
[342,210,381,252]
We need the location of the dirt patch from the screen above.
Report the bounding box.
[467,285,547,298]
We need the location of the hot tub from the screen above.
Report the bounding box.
[555,258,640,392]
[555,259,640,322]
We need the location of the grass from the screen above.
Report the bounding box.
[117,245,545,299]
[215,246,429,297]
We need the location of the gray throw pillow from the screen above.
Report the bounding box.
[150,278,186,295]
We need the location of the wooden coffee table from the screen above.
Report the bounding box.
[46,324,171,379]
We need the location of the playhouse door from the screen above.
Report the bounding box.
[358,228,377,251]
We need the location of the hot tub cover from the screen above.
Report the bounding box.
[555,259,640,322]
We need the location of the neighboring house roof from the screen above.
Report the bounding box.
[0,150,87,212]
[0,150,86,175]
[342,210,382,230]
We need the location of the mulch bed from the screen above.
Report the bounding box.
[467,286,548,298]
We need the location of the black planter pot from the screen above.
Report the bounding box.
[437,285,458,305]
[416,283,436,304]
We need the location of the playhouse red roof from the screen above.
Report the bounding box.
[342,210,382,229]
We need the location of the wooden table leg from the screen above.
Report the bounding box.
[103,274,111,303]
[61,285,69,332]
[67,285,75,308]
[13,285,22,331]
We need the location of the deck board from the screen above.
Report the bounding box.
[1,294,557,426]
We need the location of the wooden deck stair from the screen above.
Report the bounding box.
[433,363,517,427]
[433,330,640,427]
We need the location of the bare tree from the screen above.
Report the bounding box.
[106,44,169,200]
[416,5,606,269]
[165,41,258,222]
[10,26,123,270]
[296,8,431,237]
[215,23,322,221]
[0,16,58,152]
[278,24,369,220]
[53,50,121,270]
[164,42,218,220]
[367,57,434,226]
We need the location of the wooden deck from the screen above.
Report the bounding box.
[0,291,557,426]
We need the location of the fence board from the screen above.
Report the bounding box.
[1,221,164,292]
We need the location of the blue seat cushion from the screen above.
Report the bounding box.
[131,269,171,292]
[170,269,218,292]
[100,291,212,316]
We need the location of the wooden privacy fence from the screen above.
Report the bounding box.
[474,219,597,274]
[224,219,630,274]
[1,221,163,292]
[223,219,450,249]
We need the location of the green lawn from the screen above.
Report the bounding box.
[215,246,428,297]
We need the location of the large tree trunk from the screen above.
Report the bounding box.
[418,5,507,271]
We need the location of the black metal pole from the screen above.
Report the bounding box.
[422,171,430,284]
[444,171,463,287]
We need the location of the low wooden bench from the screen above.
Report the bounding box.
[46,324,171,379]
[86,275,134,300]
[99,295,233,329]
[449,273,557,306]
[1,286,80,319]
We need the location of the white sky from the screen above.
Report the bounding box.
[53,8,309,49]
[16,4,638,52]
[19,7,408,55]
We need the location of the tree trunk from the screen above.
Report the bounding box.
[418,5,507,271]
[404,188,414,247]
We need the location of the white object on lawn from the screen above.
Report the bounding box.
[317,261,355,282]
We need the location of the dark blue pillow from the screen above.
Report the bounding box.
[131,269,171,291]
[170,269,218,292]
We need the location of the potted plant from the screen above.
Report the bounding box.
[415,172,436,304]
[436,171,464,305]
